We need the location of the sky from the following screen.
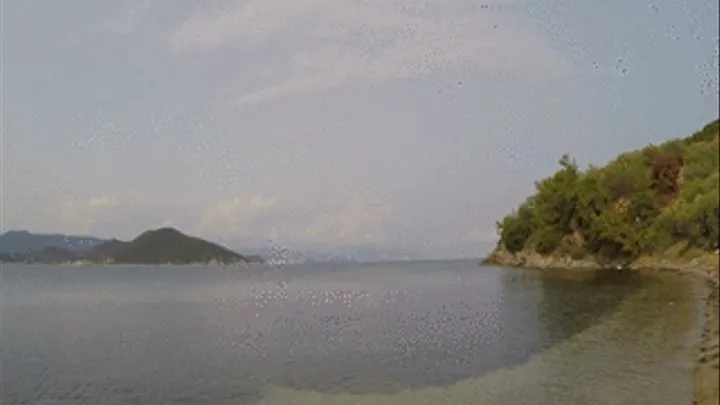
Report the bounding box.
[1,0,718,259]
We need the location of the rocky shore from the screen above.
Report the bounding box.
[483,248,719,405]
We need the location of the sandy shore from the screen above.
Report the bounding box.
[483,249,719,405]
[585,264,718,405]
[694,283,719,405]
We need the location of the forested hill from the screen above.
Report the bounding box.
[487,119,719,268]
[1,228,249,265]
[0,231,105,254]
[87,228,247,265]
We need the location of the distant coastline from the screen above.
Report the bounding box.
[0,228,258,266]
[482,247,719,283]
[0,260,262,267]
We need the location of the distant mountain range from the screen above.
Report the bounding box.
[0,228,249,265]
[238,244,424,264]
[0,230,105,254]
[0,229,418,265]
[1,229,487,265]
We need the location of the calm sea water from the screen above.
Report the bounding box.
[0,260,704,404]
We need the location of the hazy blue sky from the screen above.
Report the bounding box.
[2,0,718,258]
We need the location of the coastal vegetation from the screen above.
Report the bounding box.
[88,228,247,265]
[487,119,719,269]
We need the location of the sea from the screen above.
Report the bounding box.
[0,260,706,404]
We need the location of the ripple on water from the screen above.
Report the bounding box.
[0,264,704,405]
[256,273,701,405]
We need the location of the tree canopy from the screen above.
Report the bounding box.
[496,119,719,263]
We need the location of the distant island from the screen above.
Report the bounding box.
[484,118,719,279]
[0,229,428,265]
[0,227,254,265]
[0,230,105,254]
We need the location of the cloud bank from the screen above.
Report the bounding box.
[168,0,573,105]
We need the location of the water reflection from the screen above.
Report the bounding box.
[534,269,645,343]
[0,262,701,405]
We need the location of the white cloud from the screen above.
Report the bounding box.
[196,193,281,237]
[86,196,119,208]
[160,219,176,228]
[190,191,393,246]
[168,0,574,106]
[60,196,120,234]
[300,191,393,245]
[461,226,498,244]
[105,0,160,34]
[169,0,325,51]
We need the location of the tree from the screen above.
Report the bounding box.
[650,150,683,200]
[498,204,536,253]
[492,119,719,262]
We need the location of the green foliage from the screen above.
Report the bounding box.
[681,192,720,249]
[532,154,582,234]
[495,119,720,262]
[498,204,536,253]
[533,227,565,255]
[86,228,247,264]
[683,136,720,184]
[0,229,248,265]
[686,120,720,144]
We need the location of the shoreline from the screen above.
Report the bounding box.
[483,249,719,405]
[0,261,261,267]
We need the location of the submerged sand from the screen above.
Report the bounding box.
[485,249,719,405]
[256,272,702,404]
[694,283,719,405]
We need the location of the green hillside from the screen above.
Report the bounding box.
[489,119,719,268]
[0,228,249,265]
[88,228,247,265]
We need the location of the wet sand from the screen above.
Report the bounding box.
[694,283,719,405]
[642,266,719,405]
[596,265,718,405]
[485,249,719,405]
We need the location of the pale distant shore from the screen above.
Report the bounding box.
[0,261,260,267]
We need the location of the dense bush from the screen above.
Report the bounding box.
[496,119,720,261]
